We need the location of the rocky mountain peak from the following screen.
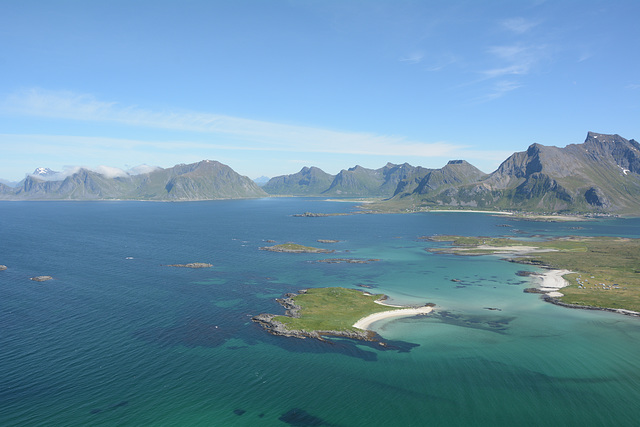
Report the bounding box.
[32,167,58,177]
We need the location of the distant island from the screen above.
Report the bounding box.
[427,235,640,315]
[252,287,434,343]
[259,243,334,254]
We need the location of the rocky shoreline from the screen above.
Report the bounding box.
[252,312,378,342]
[520,264,640,317]
[542,295,640,317]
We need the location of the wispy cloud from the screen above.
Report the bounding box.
[1,89,467,159]
[467,80,523,104]
[482,44,546,79]
[487,81,523,101]
[501,17,539,34]
[467,17,547,101]
[424,53,459,72]
[399,51,424,64]
[626,83,640,90]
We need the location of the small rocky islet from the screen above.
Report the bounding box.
[252,290,378,342]
[317,258,380,264]
[259,243,334,254]
[165,263,213,268]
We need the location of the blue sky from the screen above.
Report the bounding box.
[1,0,639,181]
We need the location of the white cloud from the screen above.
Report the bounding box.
[477,81,523,103]
[463,79,523,105]
[482,44,546,79]
[93,165,129,178]
[1,89,466,159]
[487,45,528,61]
[27,165,129,180]
[501,17,539,34]
[127,164,160,175]
[399,51,424,64]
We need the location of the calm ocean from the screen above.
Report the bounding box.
[1,199,639,426]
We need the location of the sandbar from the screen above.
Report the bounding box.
[353,305,433,330]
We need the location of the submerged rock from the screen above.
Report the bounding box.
[0,265,7,271]
[30,276,53,282]
[279,408,331,426]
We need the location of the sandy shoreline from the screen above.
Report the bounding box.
[428,210,514,215]
[353,305,433,330]
[532,269,573,297]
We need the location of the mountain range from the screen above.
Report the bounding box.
[1,132,639,213]
[262,131,640,214]
[0,160,266,201]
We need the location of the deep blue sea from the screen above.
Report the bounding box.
[2,198,640,426]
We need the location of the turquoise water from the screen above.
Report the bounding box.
[1,199,639,426]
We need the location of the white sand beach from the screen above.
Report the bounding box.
[353,305,433,330]
[428,210,514,215]
[532,269,573,297]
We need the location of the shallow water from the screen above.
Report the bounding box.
[1,199,639,426]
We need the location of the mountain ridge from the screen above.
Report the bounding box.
[1,160,266,201]
[2,132,639,213]
[388,131,640,213]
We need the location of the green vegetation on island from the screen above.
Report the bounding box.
[253,287,434,342]
[273,287,393,333]
[429,235,640,312]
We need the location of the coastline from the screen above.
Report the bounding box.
[429,235,640,316]
[252,289,435,342]
[427,209,514,215]
[531,268,573,298]
[353,305,434,330]
[530,268,640,317]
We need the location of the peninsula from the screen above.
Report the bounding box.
[252,287,434,342]
[427,235,640,314]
